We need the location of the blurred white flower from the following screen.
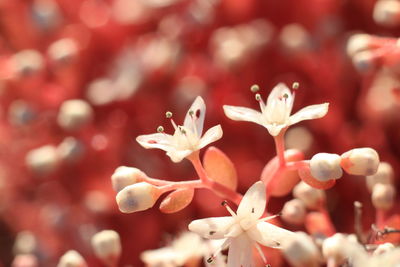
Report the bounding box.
[223,83,329,136]
[137,96,223,162]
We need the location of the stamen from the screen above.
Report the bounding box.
[255,93,262,101]
[188,110,194,117]
[251,84,260,93]
[156,126,164,133]
[259,212,282,222]
[207,257,214,263]
[292,82,299,90]
[255,243,268,265]
[221,200,237,217]
[165,111,173,118]
[208,237,231,262]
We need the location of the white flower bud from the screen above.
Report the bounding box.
[57,100,93,131]
[340,148,380,176]
[11,50,44,77]
[373,0,400,27]
[372,183,396,210]
[25,145,59,175]
[57,137,85,163]
[293,181,325,209]
[48,38,78,64]
[283,232,320,267]
[116,182,160,213]
[12,254,38,267]
[91,230,121,266]
[13,231,37,255]
[322,233,348,265]
[347,34,371,57]
[57,250,87,267]
[366,162,394,192]
[351,50,376,72]
[310,153,343,181]
[373,242,395,256]
[111,166,148,192]
[281,199,307,225]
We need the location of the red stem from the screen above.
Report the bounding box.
[273,130,287,167]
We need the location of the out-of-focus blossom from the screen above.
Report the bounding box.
[91,230,121,266]
[372,183,396,210]
[57,250,87,267]
[293,181,325,210]
[283,232,321,267]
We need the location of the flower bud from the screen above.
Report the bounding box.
[12,254,38,267]
[57,250,87,267]
[373,242,395,256]
[366,162,394,192]
[57,137,85,163]
[116,182,161,213]
[283,232,320,267]
[48,38,78,65]
[13,231,37,255]
[322,234,348,265]
[281,199,307,225]
[340,148,380,176]
[111,166,148,192]
[352,51,376,72]
[25,145,59,175]
[57,100,93,131]
[372,183,396,210]
[11,50,44,77]
[373,0,400,27]
[91,230,121,266]
[293,181,325,209]
[310,153,343,181]
[347,34,371,57]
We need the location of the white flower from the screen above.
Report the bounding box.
[188,181,295,267]
[223,83,329,136]
[136,96,223,163]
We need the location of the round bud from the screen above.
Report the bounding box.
[366,162,394,192]
[13,231,37,255]
[310,153,343,181]
[293,181,325,210]
[346,34,371,57]
[373,242,395,256]
[283,232,320,267]
[57,99,94,131]
[25,145,59,175]
[12,254,38,267]
[57,137,85,163]
[116,182,160,213]
[322,233,348,265]
[8,100,36,126]
[11,50,44,77]
[48,38,78,65]
[351,51,375,72]
[373,0,400,27]
[91,230,121,266]
[111,166,148,192]
[372,183,396,210]
[57,250,87,267]
[281,199,307,225]
[340,148,380,176]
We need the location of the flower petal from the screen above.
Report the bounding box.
[198,125,223,150]
[264,123,287,137]
[136,133,173,151]
[247,221,296,248]
[227,234,253,267]
[289,103,329,125]
[183,96,206,136]
[237,181,266,220]
[188,216,235,239]
[266,83,292,110]
[223,105,262,124]
[166,149,193,163]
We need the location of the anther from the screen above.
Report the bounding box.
[156,126,164,133]
[188,110,194,117]
[255,93,262,101]
[283,93,289,99]
[207,257,214,263]
[251,84,260,93]
[165,111,173,118]
[209,231,216,235]
[292,82,299,90]
[221,200,228,206]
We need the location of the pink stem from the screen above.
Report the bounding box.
[376,209,386,229]
[144,176,173,186]
[285,160,309,171]
[273,130,287,167]
[327,258,337,267]
[159,180,204,193]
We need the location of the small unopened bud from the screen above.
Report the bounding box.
[293,181,325,209]
[111,166,148,192]
[352,51,376,72]
[373,242,395,256]
[366,162,394,192]
[12,254,38,267]
[57,137,85,163]
[11,50,44,77]
[25,145,59,175]
[250,84,260,93]
[281,199,307,225]
[372,183,396,210]
[13,231,37,255]
[322,234,348,265]
[283,232,320,267]
[57,250,87,267]
[116,182,161,213]
[373,0,400,27]
[346,34,371,57]
[57,99,94,131]
[48,38,78,65]
[340,148,380,176]
[91,230,121,266]
[310,153,343,181]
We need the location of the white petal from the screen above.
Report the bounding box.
[264,124,287,137]
[136,133,173,151]
[183,96,206,136]
[188,217,235,239]
[223,105,263,124]
[166,149,193,163]
[227,234,254,267]
[266,83,292,109]
[247,221,296,248]
[198,125,223,149]
[237,181,266,220]
[289,103,329,125]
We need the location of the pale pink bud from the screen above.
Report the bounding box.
[351,51,376,72]
[57,100,93,131]
[340,148,380,176]
[13,231,37,255]
[366,162,394,192]
[111,166,148,192]
[322,234,348,265]
[25,145,59,175]
[283,232,320,267]
[373,242,395,256]
[11,50,44,77]
[347,34,372,57]
[12,254,38,267]
[48,38,78,64]
[310,153,343,181]
[293,181,325,209]
[373,0,400,27]
[281,199,307,225]
[372,183,396,210]
[116,182,161,213]
[91,230,121,266]
[57,250,87,267]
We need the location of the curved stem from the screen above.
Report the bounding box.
[285,160,309,171]
[273,130,287,167]
[159,180,203,193]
